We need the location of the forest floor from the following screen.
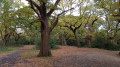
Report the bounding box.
[0,45,120,67]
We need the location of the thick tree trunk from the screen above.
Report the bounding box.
[73,32,81,47]
[37,27,52,57]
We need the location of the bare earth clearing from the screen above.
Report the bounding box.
[0,45,120,67]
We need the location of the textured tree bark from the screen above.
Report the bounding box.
[74,32,81,47]
[2,32,10,48]
[37,29,52,57]
[37,22,52,57]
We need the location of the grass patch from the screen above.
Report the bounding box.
[0,48,19,53]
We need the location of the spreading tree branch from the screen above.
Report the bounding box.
[91,17,98,27]
[47,0,60,17]
[50,8,74,31]
[27,0,43,22]
[74,23,82,32]
[27,0,39,9]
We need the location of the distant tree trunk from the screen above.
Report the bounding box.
[1,29,11,48]
[13,33,21,45]
[15,39,19,45]
[64,23,82,47]
[85,13,98,48]
[85,35,92,48]
[85,22,94,48]
[3,40,7,47]
[15,40,18,45]
[59,33,67,46]
[73,31,80,47]
[62,35,67,46]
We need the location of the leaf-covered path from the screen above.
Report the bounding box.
[0,45,34,67]
[0,46,120,67]
[53,46,120,67]
[0,50,28,67]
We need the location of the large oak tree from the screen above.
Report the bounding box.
[26,0,73,57]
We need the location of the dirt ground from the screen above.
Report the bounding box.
[0,45,120,67]
[53,46,120,67]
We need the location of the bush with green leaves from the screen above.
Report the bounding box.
[91,32,107,48]
[91,32,120,50]
[34,35,41,50]
[2,36,34,47]
[18,36,30,45]
[50,37,59,49]
[35,36,59,50]
[67,38,85,47]
[67,39,76,46]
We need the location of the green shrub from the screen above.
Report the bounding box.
[91,32,120,50]
[7,36,32,47]
[104,40,120,50]
[0,48,18,53]
[35,36,59,50]
[91,32,107,48]
[66,38,85,47]
[34,35,41,50]
[80,38,86,47]
[19,36,30,45]
[7,40,16,46]
[67,39,76,46]
[50,37,59,49]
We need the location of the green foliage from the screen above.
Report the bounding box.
[35,36,59,50]
[80,38,86,47]
[3,36,34,47]
[105,40,120,50]
[67,38,86,47]
[67,39,76,46]
[34,35,41,50]
[91,32,107,48]
[49,37,59,49]
[0,48,18,53]
[18,36,34,45]
[92,32,120,50]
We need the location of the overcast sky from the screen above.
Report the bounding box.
[21,0,29,6]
